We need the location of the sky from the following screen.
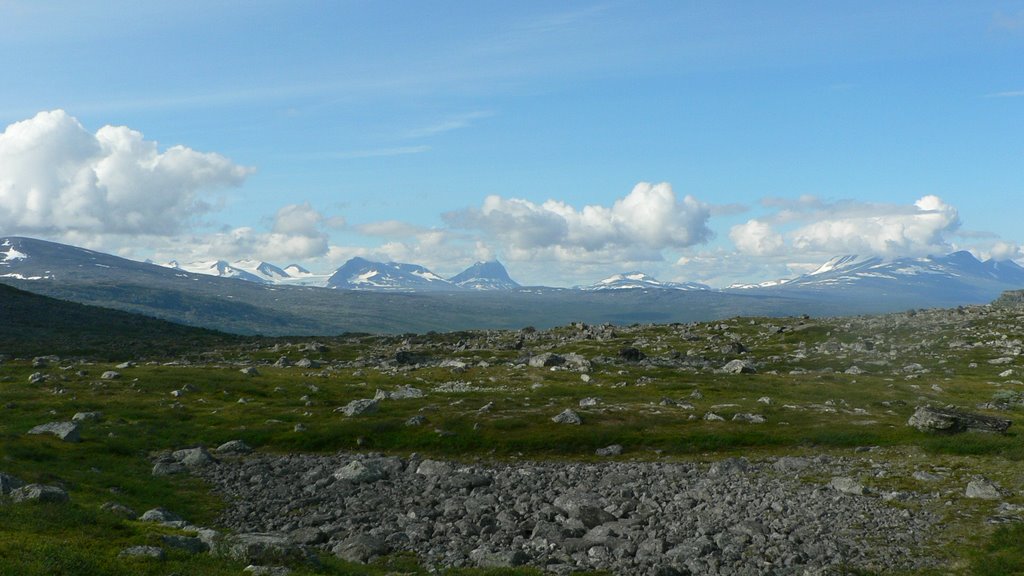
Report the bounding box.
[0,0,1022,287]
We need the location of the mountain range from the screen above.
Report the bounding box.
[2,235,1023,335]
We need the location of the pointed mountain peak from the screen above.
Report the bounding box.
[449,260,519,290]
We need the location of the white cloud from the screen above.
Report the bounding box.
[444,182,712,258]
[200,203,333,262]
[729,219,784,255]
[729,195,962,259]
[0,110,253,238]
[788,195,959,256]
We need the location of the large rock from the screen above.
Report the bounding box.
[469,546,530,568]
[10,484,69,504]
[965,478,1002,500]
[172,446,217,468]
[529,353,565,368]
[220,533,312,565]
[27,421,81,442]
[338,399,379,417]
[551,409,582,425]
[908,406,1011,434]
[333,457,401,484]
[332,533,389,563]
[721,359,756,374]
[216,440,253,455]
[118,546,165,560]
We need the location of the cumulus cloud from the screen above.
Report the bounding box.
[444,182,712,259]
[730,195,961,258]
[0,110,253,238]
[789,195,959,256]
[202,203,333,262]
[729,219,784,256]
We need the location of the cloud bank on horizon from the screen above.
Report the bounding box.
[0,110,1019,288]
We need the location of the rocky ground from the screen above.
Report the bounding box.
[193,450,943,575]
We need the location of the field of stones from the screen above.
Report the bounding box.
[3,302,1024,575]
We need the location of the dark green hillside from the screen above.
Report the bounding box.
[0,283,241,360]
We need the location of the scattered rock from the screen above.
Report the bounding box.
[721,359,756,374]
[216,440,253,455]
[101,501,137,518]
[138,507,183,524]
[338,399,379,417]
[908,406,1012,434]
[220,533,312,565]
[831,477,866,496]
[118,546,165,560]
[100,370,121,380]
[244,567,292,576]
[529,353,565,368]
[240,367,260,377]
[172,446,217,468]
[28,372,46,384]
[71,411,102,422]
[332,533,389,563]
[595,444,623,457]
[27,421,81,442]
[732,413,766,424]
[10,484,68,504]
[551,408,582,425]
[966,478,1002,500]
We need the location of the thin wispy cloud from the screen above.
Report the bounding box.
[404,111,494,139]
[330,146,431,160]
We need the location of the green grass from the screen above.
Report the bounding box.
[4,303,1024,573]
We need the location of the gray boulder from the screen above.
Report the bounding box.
[831,477,866,495]
[966,478,1002,500]
[469,546,530,568]
[332,533,389,563]
[529,353,565,368]
[215,440,253,455]
[172,446,217,468]
[551,409,582,425]
[139,507,183,524]
[100,370,121,380]
[908,406,1011,434]
[10,484,69,504]
[595,444,623,457]
[339,398,379,417]
[27,421,80,442]
[220,532,312,565]
[118,546,165,560]
[100,501,137,518]
[71,411,102,423]
[722,359,756,374]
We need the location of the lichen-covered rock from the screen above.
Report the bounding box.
[10,484,69,504]
[27,421,80,442]
[338,398,378,417]
[551,408,582,425]
[118,546,165,560]
[908,406,1011,434]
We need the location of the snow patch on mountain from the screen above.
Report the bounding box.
[585,272,709,291]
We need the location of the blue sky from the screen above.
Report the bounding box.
[0,1,1022,286]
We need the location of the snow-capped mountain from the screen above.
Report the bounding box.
[583,272,710,291]
[165,260,269,283]
[448,261,520,290]
[326,257,456,291]
[723,252,1024,307]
